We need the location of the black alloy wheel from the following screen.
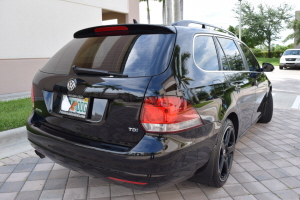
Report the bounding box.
[209,119,235,187]
[218,125,235,182]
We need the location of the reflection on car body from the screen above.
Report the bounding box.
[27,20,274,190]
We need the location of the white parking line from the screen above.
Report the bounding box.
[292,95,300,109]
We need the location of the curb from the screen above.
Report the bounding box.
[0,126,33,159]
[0,91,31,101]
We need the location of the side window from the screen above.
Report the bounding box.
[215,38,230,70]
[238,42,260,71]
[194,36,219,71]
[217,38,246,71]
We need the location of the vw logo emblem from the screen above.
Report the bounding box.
[67,79,77,91]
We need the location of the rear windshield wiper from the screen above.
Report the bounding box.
[72,65,128,77]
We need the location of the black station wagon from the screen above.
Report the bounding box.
[27,20,274,190]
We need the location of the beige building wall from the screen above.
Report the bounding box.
[295,11,300,49]
[0,0,139,95]
[0,59,49,94]
[127,0,140,24]
[103,0,139,24]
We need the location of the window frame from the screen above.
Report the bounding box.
[192,34,221,71]
[236,41,261,72]
[213,36,231,71]
[215,36,248,72]
[192,33,262,73]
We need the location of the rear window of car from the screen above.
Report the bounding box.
[40,34,175,77]
[283,50,300,55]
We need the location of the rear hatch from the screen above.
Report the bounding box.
[31,24,176,151]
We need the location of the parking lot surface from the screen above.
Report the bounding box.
[0,107,300,200]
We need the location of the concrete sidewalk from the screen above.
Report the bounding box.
[1,107,300,200]
[0,91,33,158]
[0,127,33,159]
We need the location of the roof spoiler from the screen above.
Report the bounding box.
[74,24,175,38]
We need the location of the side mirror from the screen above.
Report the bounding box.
[262,63,274,72]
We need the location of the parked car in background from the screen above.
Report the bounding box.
[279,49,300,69]
[27,20,274,190]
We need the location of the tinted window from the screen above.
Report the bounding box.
[238,42,260,71]
[217,38,246,71]
[215,39,230,70]
[194,36,219,71]
[41,34,175,77]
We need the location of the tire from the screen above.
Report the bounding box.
[209,119,235,188]
[279,66,283,69]
[258,92,273,123]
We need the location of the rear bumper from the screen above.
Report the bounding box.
[27,112,216,190]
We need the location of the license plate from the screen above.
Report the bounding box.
[59,95,89,118]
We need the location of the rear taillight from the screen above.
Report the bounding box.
[140,96,203,133]
[31,85,35,102]
[94,26,129,36]
[94,26,128,32]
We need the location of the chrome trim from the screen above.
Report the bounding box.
[192,34,263,73]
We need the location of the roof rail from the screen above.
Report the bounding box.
[172,20,237,38]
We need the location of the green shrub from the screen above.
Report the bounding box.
[256,57,280,66]
[253,51,283,58]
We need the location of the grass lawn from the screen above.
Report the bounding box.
[194,101,213,108]
[256,57,280,66]
[0,98,32,132]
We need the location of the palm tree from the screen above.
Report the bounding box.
[171,45,199,104]
[174,0,183,22]
[140,0,151,24]
[180,0,183,20]
[98,84,121,98]
[166,0,173,25]
[158,0,166,25]
[174,0,180,22]
[140,0,183,25]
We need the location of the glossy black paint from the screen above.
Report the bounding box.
[27,23,272,190]
[32,72,151,147]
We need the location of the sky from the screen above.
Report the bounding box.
[139,0,300,45]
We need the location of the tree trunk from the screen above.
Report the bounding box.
[268,41,271,58]
[180,0,183,20]
[166,0,173,25]
[174,0,180,22]
[146,0,150,24]
[162,0,166,25]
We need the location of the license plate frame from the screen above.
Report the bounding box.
[59,95,89,119]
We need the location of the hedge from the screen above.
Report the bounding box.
[253,51,283,58]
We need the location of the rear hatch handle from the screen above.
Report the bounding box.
[72,65,128,77]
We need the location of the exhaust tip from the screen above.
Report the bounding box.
[35,150,45,159]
